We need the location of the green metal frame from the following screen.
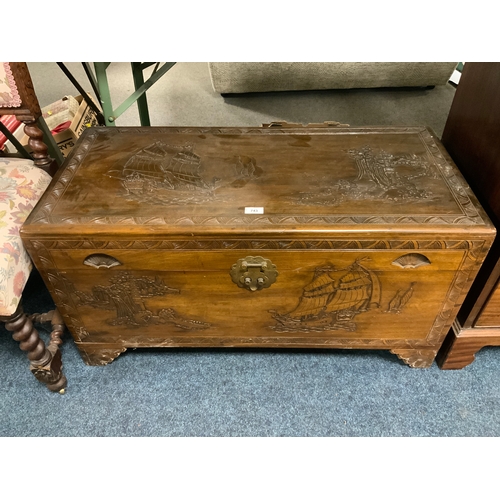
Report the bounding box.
[37,117,65,165]
[92,62,176,126]
[57,63,105,126]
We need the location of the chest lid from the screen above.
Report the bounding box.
[23,125,495,238]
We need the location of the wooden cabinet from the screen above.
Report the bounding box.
[21,125,494,368]
[436,63,500,368]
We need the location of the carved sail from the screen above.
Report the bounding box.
[119,153,160,178]
[273,261,381,332]
[164,151,207,189]
[143,142,170,157]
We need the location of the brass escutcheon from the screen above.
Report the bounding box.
[230,256,278,292]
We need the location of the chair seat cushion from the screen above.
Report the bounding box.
[0,157,51,315]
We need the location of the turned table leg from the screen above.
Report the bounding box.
[3,305,67,393]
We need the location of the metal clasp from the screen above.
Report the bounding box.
[230,256,278,292]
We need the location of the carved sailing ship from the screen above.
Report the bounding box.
[105,142,218,207]
[107,142,266,205]
[119,142,210,191]
[271,260,381,332]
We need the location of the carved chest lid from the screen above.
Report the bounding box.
[23,125,495,238]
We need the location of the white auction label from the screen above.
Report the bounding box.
[244,207,264,214]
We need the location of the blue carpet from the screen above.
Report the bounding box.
[1,270,500,437]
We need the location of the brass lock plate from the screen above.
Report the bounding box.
[230,256,278,292]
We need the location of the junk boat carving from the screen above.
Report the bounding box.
[107,142,217,205]
[270,259,381,333]
[108,142,264,206]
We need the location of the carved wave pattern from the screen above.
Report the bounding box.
[32,238,475,251]
[102,335,429,349]
[425,240,488,344]
[29,240,88,340]
[419,129,484,223]
[36,214,486,227]
[30,127,486,227]
[30,131,99,225]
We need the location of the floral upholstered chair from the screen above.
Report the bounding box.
[0,62,66,392]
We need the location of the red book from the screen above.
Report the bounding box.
[0,115,22,149]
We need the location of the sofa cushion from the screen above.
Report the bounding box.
[0,157,51,315]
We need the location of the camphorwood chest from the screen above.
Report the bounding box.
[21,125,495,368]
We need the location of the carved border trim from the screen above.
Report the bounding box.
[77,335,433,349]
[418,128,483,223]
[29,129,101,224]
[29,238,475,251]
[425,240,489,344]
[29,128,487,227]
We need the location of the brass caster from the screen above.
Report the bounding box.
[59,388,66,394]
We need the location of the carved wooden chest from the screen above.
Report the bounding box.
[21,125,495,368]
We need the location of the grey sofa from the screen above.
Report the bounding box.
[208,62,458,94]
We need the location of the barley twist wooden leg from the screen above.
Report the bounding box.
[30,309,65,350]
[4,305,67,393]
[23,121,56,175]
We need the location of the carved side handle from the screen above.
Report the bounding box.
[83,254,122,269]
[392,253,431,269]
